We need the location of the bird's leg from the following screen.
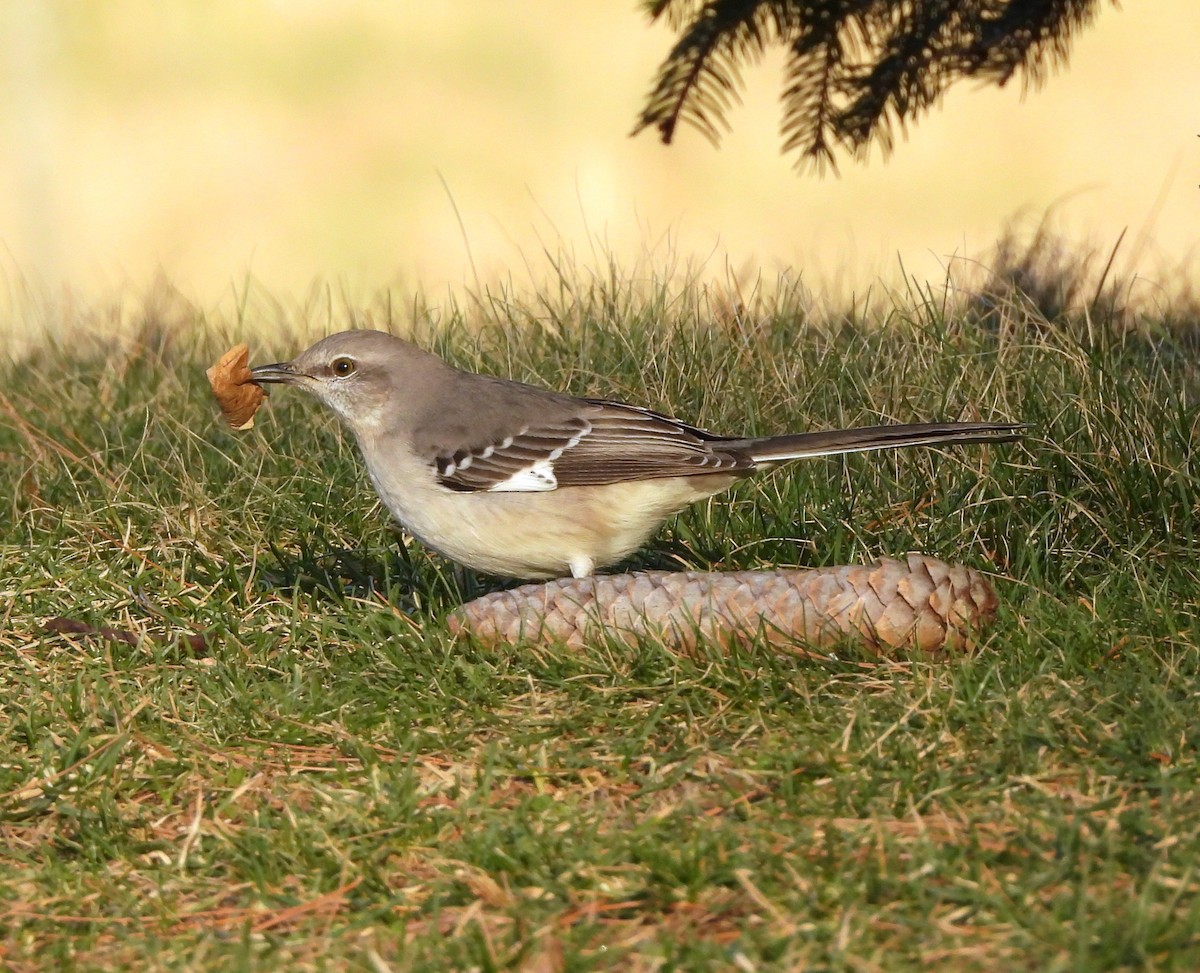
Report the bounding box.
[569,555,595,579]
[453,562,484,601]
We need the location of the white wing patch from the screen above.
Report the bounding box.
[440,455,474,477]
[488,459,558,492]
[547,424,588,462]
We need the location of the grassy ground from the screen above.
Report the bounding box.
[1,265,1198,971]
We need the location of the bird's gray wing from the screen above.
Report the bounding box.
[429,399,753,493]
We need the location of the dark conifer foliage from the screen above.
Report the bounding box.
[633,0,1109,171]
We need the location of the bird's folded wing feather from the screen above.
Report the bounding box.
[430,400,753,492]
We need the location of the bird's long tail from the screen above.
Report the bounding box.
[735,422,1025,466]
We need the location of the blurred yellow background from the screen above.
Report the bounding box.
[1,1,1197,317]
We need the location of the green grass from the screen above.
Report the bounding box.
[2,264,1199,971]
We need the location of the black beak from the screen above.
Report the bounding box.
[250,362,300,384]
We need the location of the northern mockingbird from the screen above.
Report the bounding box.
[250,330,1022,580]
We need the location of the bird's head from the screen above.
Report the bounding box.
[251,329,438,432]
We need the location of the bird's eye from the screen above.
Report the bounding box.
[331,356,357,377]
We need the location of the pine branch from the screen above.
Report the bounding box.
[643,0,709,30]
[632,0,774,146]
[836,0,962,152]
[780,6,851,169]
[961,0,1103,86]
[634,0,1112,173]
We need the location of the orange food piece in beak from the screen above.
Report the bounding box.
[206,343,266,430]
